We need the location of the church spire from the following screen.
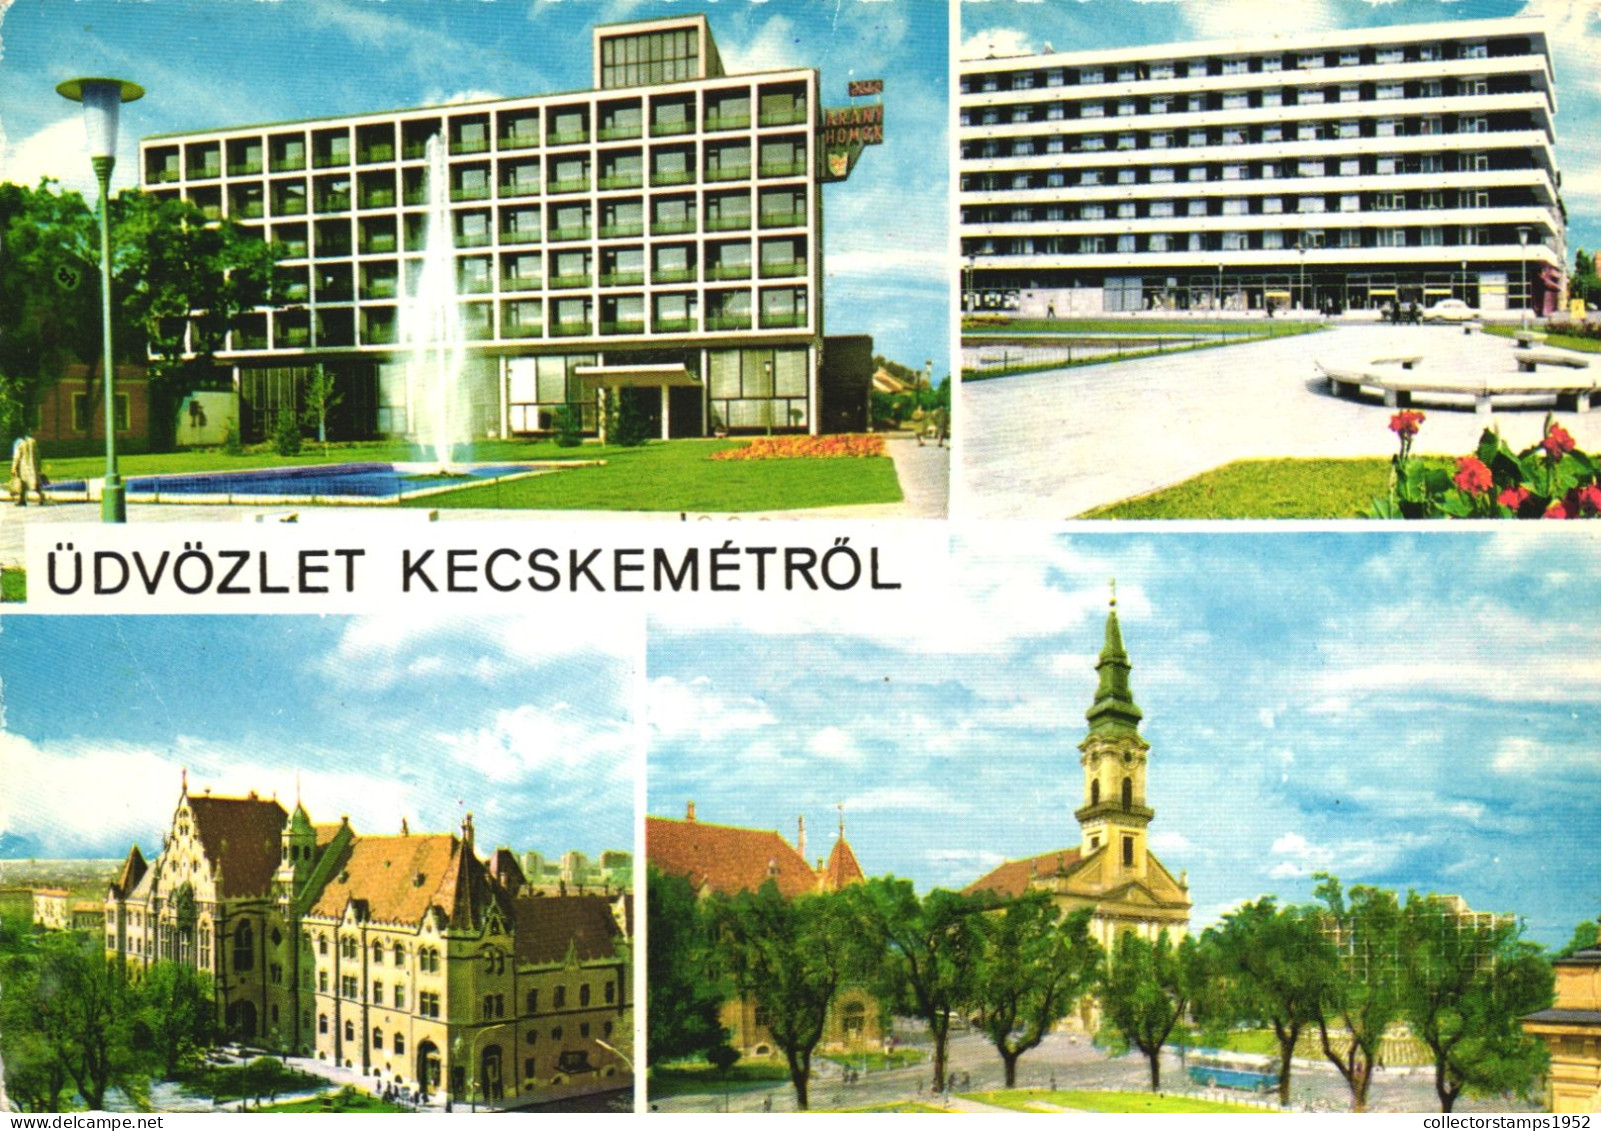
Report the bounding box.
[1086,580,1143,738]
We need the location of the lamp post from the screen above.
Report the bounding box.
[1295,240,1306,315]
[963,255,975,312]
[57,76,142,523]
[1517,226,1530,328]
[1215,263,1224,318]
[1461,259,1468,304]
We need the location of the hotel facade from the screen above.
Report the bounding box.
[959,17,1566,318]
[139,15,881,442]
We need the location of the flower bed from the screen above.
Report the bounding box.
[711,434,886,462]
[1370,411,1600,519]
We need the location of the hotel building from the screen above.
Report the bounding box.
[958,17,1566,318]
[139,15,880,442]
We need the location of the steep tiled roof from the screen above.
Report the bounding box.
[188,794,288,899]
[511,894,624,965]
[308,834,506,929]
[647,815,817,899]
[964,847,1083,899]
[488,848,528,892]
[821,837,865,890]
[111,845,148,898]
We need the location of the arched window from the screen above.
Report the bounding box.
[1090,780,1101,806]
[233,921,254,972]
[372,1028,384,1050]
[393,942,405,964]
[394,1033,406,1055]
[372,941,384,964]
[344,1019,355,1041]
[318,1013,329,1034]
[1121,777,1133,808]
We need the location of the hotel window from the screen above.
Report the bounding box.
[1374,191,1405,211]
[1462,227,1487,245]
[1045,104,1066,121]
[1150,167,1174,183]
[1077,236,1105,253]
[600,27,700,88]
[1303,229,1325,249]
[1222,128,1246,146]
[1298,160,1325,178]
[1117,65,1137,82]
[1187,94,1206,112]
[1376,119,1400,138]
[1465,153,1489,172]
[1262,197,1283,214]
[1116,202,1136,219]
[1421,227,1445,246]
[1222,59,1249,76]
[1148,233,1171,252]
[1461,78,1489,97]
[1222,198,1248,216]
[1080,170,1102,186]
[1082,102,1105,118]
[1116,134,1136,150]
[1419,80,1443,98]
[1339,50,1361,67]
[1421,190,1444,210]
[1298,52,1326,69]
[1463,42,1488,60]
[1262,55,1283,73]
[1337,121,1359,140]
[1009,107,1031,124]
[1460,116,1488,134]
[1149,95,1172,114]
[1150,62,1175,80]
[1222,164,1246,180]
[1149,131,1171,149]
[1187,167,1207,182]
[1376,229,1407,247]
[1013,139,1036,156]
[1297,124,1321,142]
[1046,68,1065,87]
[1376,47,1403,65]
[1187,233,1204,251]
[1340,194,1360,212]
[1080,67,1104,84]
[1419,44,1442,62]
[1117,100,1137,116]
[1116,234,1136,253]
[1262,230,1284,250]
[1376,156,1400,175]
[1149,200,1175,218]
[1081,203,1106,221]
[1340,159,1360,176]
[1013,72,1034,90]
[1262,124,1283,143]
[1298,197,1326,213]
[1082,136,1106,152]
[1339,85,1360,102]
[1377,83,1404,100]
[1261,90,1282,108]
[1186,200,1208,218]
[1419,154,1444,174]
[1187,129,1207,147]
[1460,189,1489,208]
[1044,205,1067,221]
[1046,171,1067,187]
[1221,231,1248,251]
[1299,88,1325,105]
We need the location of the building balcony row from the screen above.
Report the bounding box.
[963,240,1564,272]
[963,205,1559,239]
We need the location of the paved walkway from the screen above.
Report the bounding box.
[0,439,948,569]
[961,324,1601,518]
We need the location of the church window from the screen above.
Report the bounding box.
[394,985,405,1009]
[580,1022,591,1038]
[233,921,254,972]
[318,1013,329,1034]
[1122,835,1135,866]
[604,981,615,1004]
[527,988,540,1014]
[554,986,567,1008]
[551,1026,564,1042]
[372,941,384,964]
[345,1019,355,1041]
[319,971,329,991]
[1121,777,1133,808]
[373,1028,384,1050]
[1090,780,1101,806]
[373,982,384,1005]
[580,983,591,1007]
[318,934,328,956]
[393,942,405,964]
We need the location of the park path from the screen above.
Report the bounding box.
[961,323,1601,518]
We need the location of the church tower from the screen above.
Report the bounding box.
[274,800,317,908]
[1075,583,1154,881]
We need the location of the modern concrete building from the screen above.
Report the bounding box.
[140,14,880,442]
[959,16,1565,318]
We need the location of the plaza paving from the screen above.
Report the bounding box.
[650,1030,1544,1114]
[0,436,947,571]
[960,323,1601,518]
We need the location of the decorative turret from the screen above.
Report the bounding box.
[274,801,317,908]
[1076,582,1155,880]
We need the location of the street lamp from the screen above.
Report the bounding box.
[1295,240,1306,315]
[1517,226,1531,329]
[1215,263,1224,318]
[1461,259,1468,304]
[963,255,975,313]
[57,76,143,523]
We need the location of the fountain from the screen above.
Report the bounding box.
[400,133,471,472]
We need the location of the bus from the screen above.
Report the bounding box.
[1186,1050,1280,1094]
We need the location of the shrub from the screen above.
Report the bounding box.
[221,417,244,456]
[614,393,651,448]
[271,409,302,457]
[553,403,584,448]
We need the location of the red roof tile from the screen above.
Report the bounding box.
[511,894,625,965]
[963,847,1082,899]
[111,845,148,898]
[646,815,817,899]
[188,794,288,899]
[308,833,505,929]
[821,837,865,890]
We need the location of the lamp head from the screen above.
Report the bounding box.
[56,77,143,161]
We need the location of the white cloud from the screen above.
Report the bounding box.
[0,115,139,197]
[1257,707,1276,730]
[960,26,1037,60]
[1266,829,1423,880]
[807,725,865,766]
[322,612,631,688]
[1491,735,1601,778]
[437,702,632,784]
[719,14,805,74]
[846,785,972,814]
[648,674,777,742]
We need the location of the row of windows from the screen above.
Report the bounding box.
[964,113,1536,158]
[967,188,1533,223]
[143,86,811,182]
[963,151,1521,191]
[970,226,1527,255]
[962,38,1518,94]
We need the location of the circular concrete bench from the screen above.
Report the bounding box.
[1317,359,1600,415]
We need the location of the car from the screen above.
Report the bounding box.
[1422,298,1477,323]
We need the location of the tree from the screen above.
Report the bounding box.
[846,879,988,1093]
[1204,898,1335,1106]
[1098,929,1202,1091]
[112,191,279,450]
[708,882,855,1111]
[1557,916,1600,959]
[1311,874,1405,1113]
[301,363,341,446]
[1571,249,1600,308]
[0,181,100,439]
[134,960,217,1078]
[969,896,1101,1086]
[0,954,72,1111]
[30,932,145,1109]
[646,867,727,1064]
[1400,895,1554,1112]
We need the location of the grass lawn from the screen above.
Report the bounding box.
[405,440,901,512]
[647,1061,792,1100]
[963,318,1324,337]
[2,569,25,603]
[821,1049,926,1072]
[1216,1030,1281,1057]
[838,1102,952,1112]
[967,1089,1272,1113]
[1484,324,1601,353]
[1080,458,1398,519]
[255,1090,410,1113]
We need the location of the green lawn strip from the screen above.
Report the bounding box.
[2,568,25,603]
[965,1089,1271,1114]
[647,1061,792,1099]
[1482,325,1601,353]
[964,318,1325,337]
[41,439,597,483]
[1216,1029,1280,1056]
[1079,458,1409,519]
[963,327,1328,383]
[821,1049,926,1072]
[405,441,902,512]
[254,1090,410,1113]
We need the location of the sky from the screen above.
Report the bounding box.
[0,0,949,374]
[647,528,1601,949]
[0,614,635,862]
[960,0,1601,270]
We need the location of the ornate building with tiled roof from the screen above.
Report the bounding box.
[646,802,881,1057]
[105,776,632,1109]
[965,588,1192,954]
[1523,931,1601,1113]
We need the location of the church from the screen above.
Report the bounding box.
[104,776,632,1108]
[965,587,1192,953]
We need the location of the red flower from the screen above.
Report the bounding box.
[1542,422,1577,460]
[1572,485,1601,516]
[1453,456,1493,495]
[1497,485,1530,510]
[1544,500,1571,519]
[1388,410,1425,438]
